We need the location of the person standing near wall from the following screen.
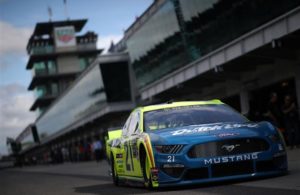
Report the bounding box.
[78,141,85,161]
[92,136,102,162]
[61,146,69,162]
[70,143,78,162]
[265,92,284,128]
[282,95,300,149]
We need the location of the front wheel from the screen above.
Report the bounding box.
[111,154,119,186]
[142,153,153,189]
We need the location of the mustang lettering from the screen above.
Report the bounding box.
[204,153,258,165]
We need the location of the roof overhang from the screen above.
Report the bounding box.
[30,95,56,111]
[39,101,134,145]
[28,72,78,90]
[26,49,103,70]
[140,6,300,100]
[33,19,88,36]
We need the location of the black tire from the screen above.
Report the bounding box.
[141,151,153,189]
[111,154,119,186]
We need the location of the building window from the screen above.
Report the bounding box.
[38,107,46,115]
[79,57,94,71]
[47,60,57,74]
[33,60,57,75]
[79,58,88,71]
[35,85,47,98]
[33,62,47,75]
[60,79,73,92]
[51,83,59,95]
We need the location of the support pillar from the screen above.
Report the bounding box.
[295,66,300,118]
[240,89,250,115]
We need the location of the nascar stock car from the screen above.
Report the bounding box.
[105,100,287,188]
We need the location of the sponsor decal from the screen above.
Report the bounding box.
[162,105,204,111]
[151,168,159,181]
[152,175,158,181]
[54,26,76,47]
[132,144,138,158]
[56,28,74,43]
[273,151,286,158]
[116,160,123,164]
[58,33,73,42]
[171,124,258,136]
[217,133,239,138]
[163,164,184,168]
[204,153,258,165]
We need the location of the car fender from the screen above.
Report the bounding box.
[137,134,159,187]
[106,129,122,162]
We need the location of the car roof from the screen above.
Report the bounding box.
[139,99,224,112]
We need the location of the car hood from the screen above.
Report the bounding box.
[148,121,275,145]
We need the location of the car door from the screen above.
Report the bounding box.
[129,110,143,177]
[123,110,142,177]
[118,114,132,176]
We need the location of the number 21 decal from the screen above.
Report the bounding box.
[125,142,134,171]
[167,155,175,162]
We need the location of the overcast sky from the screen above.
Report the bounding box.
[0,0,152,156]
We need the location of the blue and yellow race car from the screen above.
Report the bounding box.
[106,100,287,188]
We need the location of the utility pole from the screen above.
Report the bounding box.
[63,0,70,20]
[48,6,52,22]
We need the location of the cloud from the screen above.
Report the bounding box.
[0,21,32,69]
[97,34,123,53]
[0,83,35,155]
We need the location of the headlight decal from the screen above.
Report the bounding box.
[144,135,155,168]
[155,145,184,154]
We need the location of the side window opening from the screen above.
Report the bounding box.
[133,111,140,134]
[128,111,140,136]
[122,115,132,137]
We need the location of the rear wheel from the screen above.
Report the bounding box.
[111,154,119,186]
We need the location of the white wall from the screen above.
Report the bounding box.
[57,56,81,73]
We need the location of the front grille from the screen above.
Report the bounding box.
[161,167,185,178]
[256,160,274,172]
[211,161,253,177]
[183,168,209,180]
[188,138,269,158]
[273,155,286,167]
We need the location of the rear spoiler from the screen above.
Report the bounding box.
[107,129,122,141]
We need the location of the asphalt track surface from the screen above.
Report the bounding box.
[1,148,299,195]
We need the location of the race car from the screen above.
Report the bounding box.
[106,100,287,188]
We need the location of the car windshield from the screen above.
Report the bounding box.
[144,104,247,131]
